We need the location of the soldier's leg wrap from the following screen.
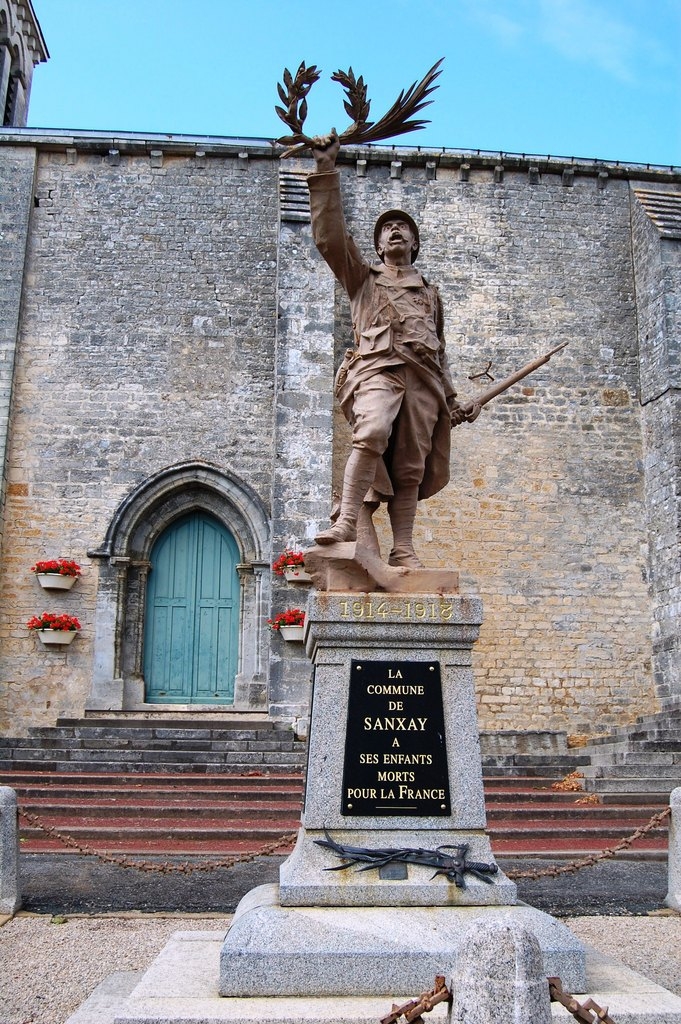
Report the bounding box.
[387,486,423,568]
[315,449,380,545]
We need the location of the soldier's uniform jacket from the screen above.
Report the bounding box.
[308,170,457,499]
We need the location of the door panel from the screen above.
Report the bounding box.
[144,513,239,704]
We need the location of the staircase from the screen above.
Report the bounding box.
[3,770,304,855]
[581,705,681,794]
[0,721,673,860]
[0,715,307,774]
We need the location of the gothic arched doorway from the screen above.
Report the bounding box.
[143,512,240,704]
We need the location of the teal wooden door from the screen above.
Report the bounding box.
[144,513,239,704]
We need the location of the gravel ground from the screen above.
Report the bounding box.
[0,914,231,1024]
[0,912,680,1024]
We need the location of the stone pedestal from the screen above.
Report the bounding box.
[0,787,21,916]
[279,591,515,907]
[220,592,587,998]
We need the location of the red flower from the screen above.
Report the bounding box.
[272,549,305,576]
[31,559,82,577]
[267,608,305,630]
[27,612,82,631]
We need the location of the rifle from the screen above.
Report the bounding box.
[459,342,568,421]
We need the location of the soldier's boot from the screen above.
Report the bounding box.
[387,486,424,568]
[315,450,379,545]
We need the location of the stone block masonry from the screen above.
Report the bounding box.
[0,140,282,731]
[0,146,37,556]
[329,159,664,735]
[0,132,679,736]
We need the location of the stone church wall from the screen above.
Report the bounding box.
[0,133,679,737]
[325,155,669,736]
[0,140,281,732]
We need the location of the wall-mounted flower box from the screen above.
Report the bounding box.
[35,629,78,646]
[31,559,82,591]
[27,612,81,646]
[272,550,312,584]
[279,624,305,641]
[268,608,305,642]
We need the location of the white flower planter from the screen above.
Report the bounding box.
[35,573,77,591]
[283,567,312,583]
[35,629,78,646]
[279,625,305,642]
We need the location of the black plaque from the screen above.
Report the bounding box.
[341,660,450,816]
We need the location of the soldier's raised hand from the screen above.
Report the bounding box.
[311,129,340,172]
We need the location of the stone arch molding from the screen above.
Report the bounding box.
[87,462,271,715]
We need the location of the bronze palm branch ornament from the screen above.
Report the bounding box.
[275,58,444,157]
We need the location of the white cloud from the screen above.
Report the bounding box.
[457,0,526,46]
[538,0,659,83]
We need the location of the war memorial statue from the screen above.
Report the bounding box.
[276,61,564,580]
[308,128,479,568]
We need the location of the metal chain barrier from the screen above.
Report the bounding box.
[549,976,616,1023]
[18,804,671,880]
[18,808,298,874]
[505,805,671,881]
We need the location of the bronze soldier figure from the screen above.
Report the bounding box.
[308,130,478,568]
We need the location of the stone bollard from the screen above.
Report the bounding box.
[0,787,21,916]
[452,920,552,1024]
[666,787,681,912]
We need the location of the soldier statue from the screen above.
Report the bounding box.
[308,129,479,568]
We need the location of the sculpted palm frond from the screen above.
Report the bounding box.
[331,67,373,138]
[337,59,444,146]
[276,59,444,158]
[275,61,322,152]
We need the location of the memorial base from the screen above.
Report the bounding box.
[219,883,586,996]
[213,592,581,1009]
[279,827,515,907]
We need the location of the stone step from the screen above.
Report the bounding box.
[585,740,681,755]
[0,769,303,789]
[492,837,666,860]
[588,751,681,766]
[0,736,305,753]
[20,798,302,821]
[482,754,590,768]
[585,763,681,779]
[26,725,284,742]
[585,776,681,794]
[0,757,306,774]
[59,714,272,729]
[488,818,668,841]
[481,763,588,779]
[586,715,681,745]
[20,819,300,843]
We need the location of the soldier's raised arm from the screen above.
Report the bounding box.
[307,129,369,299]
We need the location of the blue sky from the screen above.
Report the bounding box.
[27,0,681,167]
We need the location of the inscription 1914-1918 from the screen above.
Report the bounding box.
[341,660,451,817]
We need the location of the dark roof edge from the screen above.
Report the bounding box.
[2,126,680,183]
[24,0,49,61]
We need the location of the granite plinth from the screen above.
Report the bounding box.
[280,593,516,906]
[0,787,20,916]
[666,787,681,911]
[453,921,552,1023]
[65,930,681,1023]
[218,884,586,997]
